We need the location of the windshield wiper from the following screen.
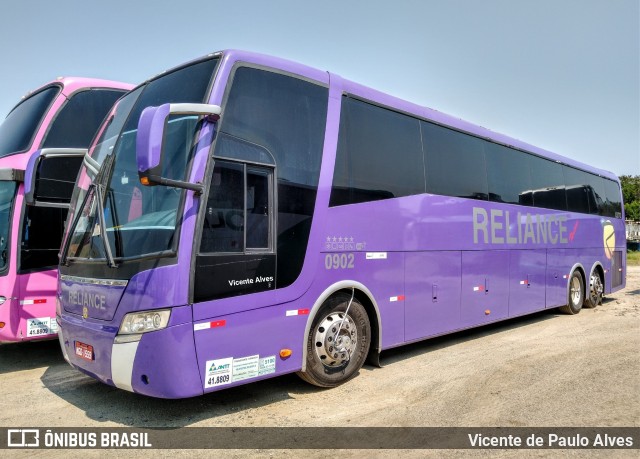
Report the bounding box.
[94,183,117,268]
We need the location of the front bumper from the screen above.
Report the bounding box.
[57,306,203,399]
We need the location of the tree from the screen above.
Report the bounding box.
[620,175,640,220]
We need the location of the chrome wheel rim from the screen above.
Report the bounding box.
[590,274,603,303]
[314,312,358,367]
[570,276,582,306]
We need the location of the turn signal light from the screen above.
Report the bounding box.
[0,322,5,329]
[140,177,150,186]
[484,309,491,315]
[280,349,292,359]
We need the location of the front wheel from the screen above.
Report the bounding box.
[584,271,604,308]
[558,270,584,315]
[298,293,371,388]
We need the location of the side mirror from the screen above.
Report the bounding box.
[24,148,87,206]
[136,103,221,193]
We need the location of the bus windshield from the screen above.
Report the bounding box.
[0,181,17,270]
[0,86,60,158]
[65,58,218,263]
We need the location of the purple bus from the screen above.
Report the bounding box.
[57,51,625,398]
[0,78,132,342]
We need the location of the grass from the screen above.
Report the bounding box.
[628,250,640,266]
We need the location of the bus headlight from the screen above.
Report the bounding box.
[118,309,171,335]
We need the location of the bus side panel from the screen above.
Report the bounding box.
[17,270,58,340]
[404,251,461,342]
[460,250,509,327]
[546,250,568,308]
[193,301,308,394]
[508,250,546,317]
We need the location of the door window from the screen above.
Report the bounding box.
[200,160,273,254]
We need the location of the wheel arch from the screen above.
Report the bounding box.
[301,281,381,372]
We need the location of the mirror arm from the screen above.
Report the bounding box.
[148,177,204,195]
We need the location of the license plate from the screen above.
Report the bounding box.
[75,341,94,361]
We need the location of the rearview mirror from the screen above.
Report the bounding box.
[136,103,221,193]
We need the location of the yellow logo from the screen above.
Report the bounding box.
[603,220,615,260]
[82,307,88,319]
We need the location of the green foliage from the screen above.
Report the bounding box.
[620,175,640,221]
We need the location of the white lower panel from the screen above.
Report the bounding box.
[111,341,139,392]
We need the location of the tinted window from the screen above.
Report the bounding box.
[42,89,126,149]
[603,178,623,218]
[217,67,328,287]
[330,97,425,206]
[486,143,532,205]
[20,206,66,272]
[527,156,567,211]
[34,156,83,203]
[563,166,592,214]
[66,58,219,262]
[422,121,488,200]
[0,86,60,158]
[587,174,606,215]
[200,161,245,253]
[0,182,17,271]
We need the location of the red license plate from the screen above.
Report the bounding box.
[75,341,94,361]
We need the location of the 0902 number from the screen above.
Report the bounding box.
[325,253,355,270]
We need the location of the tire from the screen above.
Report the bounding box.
[584,270,603,309]
[298,293,371,388]
[558,270,584,315]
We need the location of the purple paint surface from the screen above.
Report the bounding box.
[57,50,626,398]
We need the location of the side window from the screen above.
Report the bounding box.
[42,89,125,149]
[422,121,488,200]
[200,160,272,254]
[603,179,623,218]
[330,97,425,206]
[586,174,607,215]
[528,156,567,211]
[563,166,592,214]
[33,156,83,203]
[486,143,532,205]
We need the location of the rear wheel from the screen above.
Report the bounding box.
[298,293,371,388]
[558,270,584,315]
[584,270,603,308]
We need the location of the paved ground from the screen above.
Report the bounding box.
[1,266,638,458]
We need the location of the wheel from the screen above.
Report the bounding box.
[298,293,371,388]
[584,271,603,308]
[558,270,584,315]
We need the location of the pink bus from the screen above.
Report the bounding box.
[0,78,132,342]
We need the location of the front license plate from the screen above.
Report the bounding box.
[75,341,94,361]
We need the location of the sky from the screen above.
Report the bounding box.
[0,0,638,176]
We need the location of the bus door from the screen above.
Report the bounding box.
[0,171,21,340]
[194,159,276,303]
[18,149,84,338]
